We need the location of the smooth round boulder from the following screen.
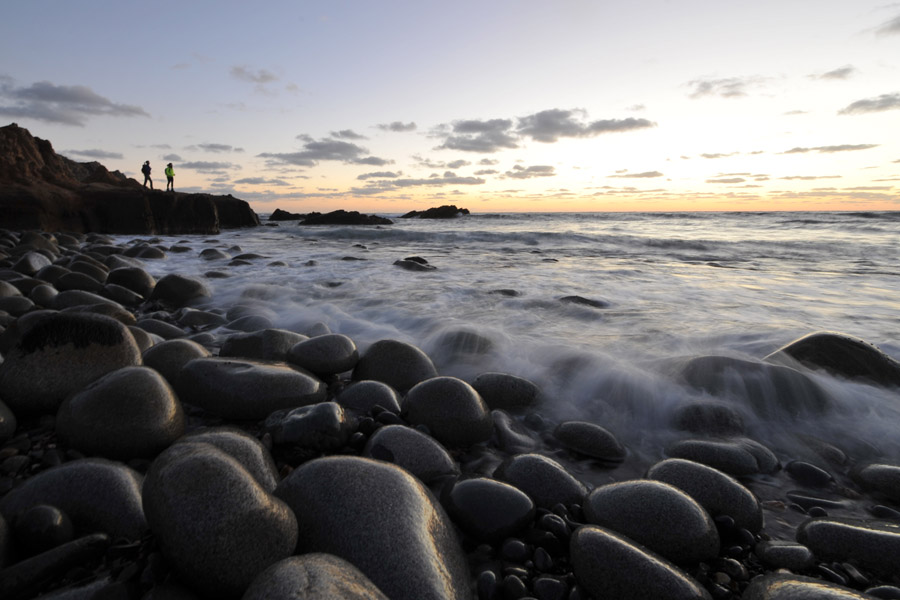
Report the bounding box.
[362,424,459,484]
[149,274,211,307]
[336,380,402,414]
[0,295,34,316]
[51,289,123,310]
[351,339,437,394]
[287,333,359,376]
[137,318,186,340]
[142,338,211,386]
[402,376,493,448]
[492,410,539,454]
[0,312,142,415]
[13,251,52,276]
[0,458,146,539]
[56,271,103,293]
[743,573,875,599]
[264,402,352,451]
[647,458,764,533]
[672,401,745,436]
[583,480,720,564]
[176,358,327,420]
[0,279,23,297]
[493,453,589,509]
[142,442,298,598]
[0,399,17,444]
[754,540,816,571]
[107,267,156,298]
[852,463,900,502]
[176,307,228,329]
[470,372,542,412]
[553,421,626,463]
[56,366,185,460]
[28,284,59,307]
[797,517,900,574]
[274,456,471,600]
[221,328,308,361]
[13,504,75,555]
[179,427,279,492]
[666,438,778,476]
[441,477,535,543]
[570,525,712,600]
[242,554,389,600]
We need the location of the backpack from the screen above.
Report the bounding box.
[142,164,150,175]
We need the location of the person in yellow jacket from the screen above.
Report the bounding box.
[165,163,175,192]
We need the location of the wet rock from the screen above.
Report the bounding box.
[0,279,24,297]
[142,442,297,598]
[176,358,326,420]
[672,401,745,436]
[430,329,493,363]
[570,525,711,600]
[242,554,389,600]
[220,328,308,361]
[0,399,16,444]
[225,314,274,332]
[101,283,144,307]
[0,312,142,415]
[470,372,542,412]
[12,251,52,276]
[362,424,459,484]
[351,339,437,394]
[559,295,610,309]
[142,338,211,386]
[56,366,185,460]
[493,453,589,509]
[12,504,75,555]
[553,421,626,463]
[199,248,230,261]
[583,480,719,564]
[29,284,59,307]
[666,438,778,477]
[149,274,211,308]
[175,307,228,329]
[394,259,436,271]
[106,267,156,298]
[492,410,539,454]
[743,573,874,599]
[51,289,123,310]
[852,463,900,502]
[274,456,471,600]
[754,540,815,570]
[441,477,535,543]
[402,376,493,448]
[786,490,847,511]
[647,458,764,533]
[179,427,278,492]
[785,460,833,487]
[0,295,34,316]
[765,331,900,388]
[0,458,146,539]
[56,271,103,293]
[287,333,359,376]
[0,533,110,600]
[136,318,187,340]
[265,402,352,451]
[336,380,402,414]
[797,517,900,574]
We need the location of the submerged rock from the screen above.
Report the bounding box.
[471,372,542,412]
[351,339,437,394]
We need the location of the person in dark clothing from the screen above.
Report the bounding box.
[141,161,153,189]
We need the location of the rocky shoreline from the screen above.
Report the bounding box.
[0,229,900,599]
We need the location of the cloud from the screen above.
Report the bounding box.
[233,177,290,186]
[609,171,664,178]
[230,65,278,84]
[258,135,391,167]
[331,129,367,140]
[875,13,900,36]
[447,160,471,169]
[0,77,149,126]
[62,149,124,160]
[479,158,499,166]
[437,118,518,153]
[189,143,244,153]
[783,144,879,154]
[838,93,900,115]
[517,109,655,142]
[700,152,738,159]
[162,154,183,162]
[706,177,746,184]
[810,65,857,80]
[181,161,239,172]
[505,165,556,179]
[357,171,400,180]
[474,169,499,175]
[376,121,417,132]
[352,173,486,194]
[686,76,766,99]
[780,175,842,180]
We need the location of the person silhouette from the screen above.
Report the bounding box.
[165,163,175,192]
[141,161,153,189]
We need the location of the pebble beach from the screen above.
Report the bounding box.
[1,214,900,600]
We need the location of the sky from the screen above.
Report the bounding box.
[1,0,899,213]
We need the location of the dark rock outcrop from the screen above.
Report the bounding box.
[268,208,305,221]
[400,205,469,219]
[0,123,259,234]
[299,210,392,226]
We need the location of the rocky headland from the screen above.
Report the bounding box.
[0,124,259,235]
[400,205,470,219]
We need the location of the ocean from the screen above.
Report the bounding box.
[131,210,900,484]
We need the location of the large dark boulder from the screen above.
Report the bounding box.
[268,208,305,221]
[300,210,392,225]
[400,205,469,219]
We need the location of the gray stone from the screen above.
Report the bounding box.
[743,573,874,599]
[106,267,155,298]
[101,283,144,307]
[554,421,626,463]
[0,458,146,539]
[56,271,103,294]
[493,453,589,509]
[29,284,59,307]
[351,339,437,394]
[797,517,900,574]
[471,372,542,412]
[402,376,493,448]
[647,458,764,533]
[61,301,136,326]
[51,289,123,310]
[672,401,745,436]
[666,438,778,477]
[179,427,279,492]
[175,307,228,329]
[68,260,108,283]
[0,533,110,600]
[142,338,211,386]
[754,540,816,570]
[287,333,359,376]
[142,442,297,598]
[362,424,458,484]
[127,325,156,353]
[13,504,75,555]
[570,525,711,600]
[56,366,185,460]
[176,358,327,420]
[441,477,535,543]
[274,456,471,600]
[265,402,352,451]
[137,318,186,340]
[0,399,16,444]
[583,480,719,564]
[0,279,23,297]
[199,248,231,261]
[0,295,34,316]
[852,463,900,502]
[492,410,539,454]
[221,328,308,361]
[150,274,211,307]
[336,380,402,414]
[12,251,52,276]
[0,312,142,415]
[226,314,274,332]
[242,554,389,600]
[34,265,70,285]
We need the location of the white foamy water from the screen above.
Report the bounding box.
[120,211,900,465]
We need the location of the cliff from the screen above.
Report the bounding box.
[0,123,259,234]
